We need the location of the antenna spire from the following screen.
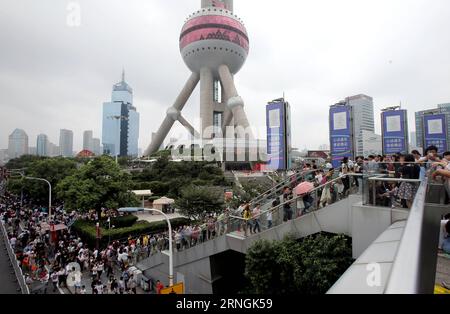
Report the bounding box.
[122,68,125,82]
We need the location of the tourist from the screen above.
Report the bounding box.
[156,280,164,294]
[283,187,293,221]
[242,205,252,237]
[397,154,421,208]
[252,205,261,233]
[266,209,273,229]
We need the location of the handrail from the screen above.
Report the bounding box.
[384,176,429,294]
[230,173,362,222]
[0,220,30,294]
[367,177,421,183]
[247,169,318,206]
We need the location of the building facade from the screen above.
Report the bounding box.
[415,103,450,152]
[329,94,375,165]
[346,95,375,157]
[8,129,29,159]
[92,138,101,156]
[59,129,74,157]
[36,134,49,157]
[102,71,140,157]
[83,130,93,152]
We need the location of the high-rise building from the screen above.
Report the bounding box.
[48,142,60,157]
[59,129,74,157]
[361,130,382,157]
[346,95,375,157]
[92,138,101,156]
[102,71,140,157]
[0,149,9,165]
[415,103,450,152]
[29,147,37,156]
[83,130,93,152]
[36,134,49,157]
[8,129,29,159]
[410,131,417,148]
[329,94,374,165]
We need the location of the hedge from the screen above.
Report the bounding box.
[72,217,191,248]
[102,215,138,228]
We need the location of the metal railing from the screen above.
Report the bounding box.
[0,220,30,294]
[384,176,430,294]
[246,169,318,208]
[227,173,362,236]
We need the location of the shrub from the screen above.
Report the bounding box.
[72,217,191,248]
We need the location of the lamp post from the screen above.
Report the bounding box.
[22,176,52,219]
[142,208,174,286]
[108,115,129,164]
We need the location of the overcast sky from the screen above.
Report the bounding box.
[1,0,450,152]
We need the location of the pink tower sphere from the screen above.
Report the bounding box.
[180,7,249,75]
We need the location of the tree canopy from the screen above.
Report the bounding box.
[57,156,139,213]
[244,234,353,295]
[175,185,225,220]
[132,155,229,199]
[7,157,78,206]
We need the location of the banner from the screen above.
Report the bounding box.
[329,106,353,168]
[381,110,408,155]
[267,102,286,170]
[423,114,447,153]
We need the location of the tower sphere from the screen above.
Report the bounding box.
[180,8,249,76]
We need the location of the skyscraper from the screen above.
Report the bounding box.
[410,131,417,148]
[346,95,375,157]
[37,134,49,157]
[102,71,140,157]
[329,94,375,165]
[59,129,74,157]
[92,138,101,156]
[415,103,450,151]
[8,129,29,159]
[83,130,93,152]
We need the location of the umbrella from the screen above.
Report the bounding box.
[294,182,314,196]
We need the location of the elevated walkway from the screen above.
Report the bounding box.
[137,191,410,293]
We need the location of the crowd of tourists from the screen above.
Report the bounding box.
[1,145,450,294]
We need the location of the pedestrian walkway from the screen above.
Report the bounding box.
[435,253,450,291]
[0,230,21,294]
[66,262,147,294]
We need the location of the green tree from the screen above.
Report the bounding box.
[57,156,139,217]
[7,157,78,206]
[244,234,353,295]
[175,185,225,220]
[5,155,47,170]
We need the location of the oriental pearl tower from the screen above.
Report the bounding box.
[144,0,252,156]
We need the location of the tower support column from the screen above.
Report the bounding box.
[144,72,200,156]
[200,67,214,139]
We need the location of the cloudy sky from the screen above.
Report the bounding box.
[1,0,450,152]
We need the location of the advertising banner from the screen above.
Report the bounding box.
[423,114,447,153]
[267,102,286,170]
[381,110,408,155]
[329,106,353,168]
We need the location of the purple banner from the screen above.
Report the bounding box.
[382,110,408,155]
[267,102,286,170]
[329,106,353,168]
[424,114,447,153]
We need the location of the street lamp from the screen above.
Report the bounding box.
[22,175,52,219]
[108,115,129,164]
[141,208,174,287]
